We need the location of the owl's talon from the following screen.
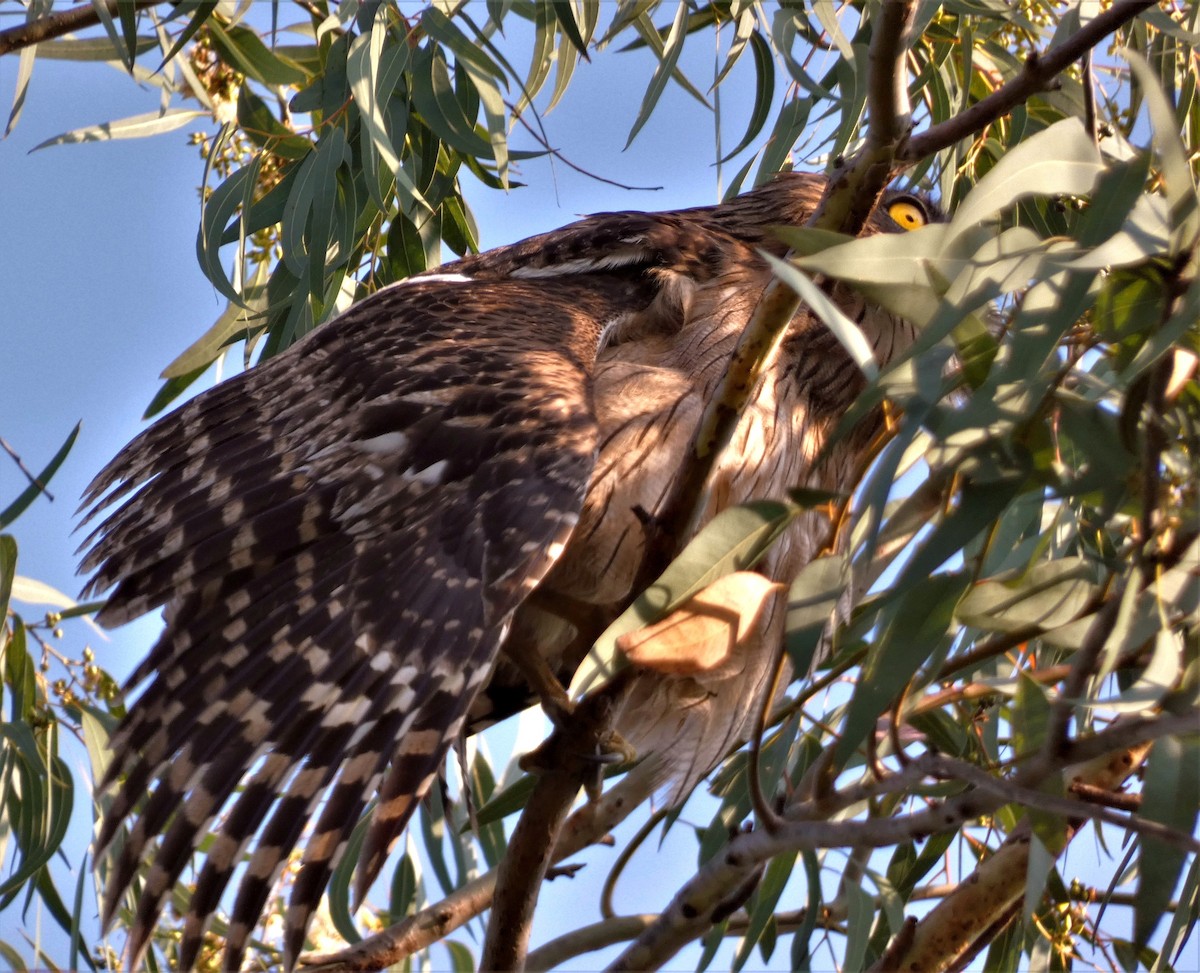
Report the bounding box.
[596,731,637,766]
[583,731,637,801]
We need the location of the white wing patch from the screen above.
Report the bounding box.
[510,249,648,279]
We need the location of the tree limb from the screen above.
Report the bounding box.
[900,0,1160,162]
[871,741,1156,973]
[302,750,664,971]
[480,678,630,972]
[918,753,1200,854]
[0,0,162,56]
[607,704,1194,972]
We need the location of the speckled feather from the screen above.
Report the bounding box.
[82,172,930,970]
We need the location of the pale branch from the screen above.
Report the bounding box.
[640,0,926,586]
[900,0,1161,162]
[526,915,656,971]
[1069,779,1141,811]
[608,707,1192,972]
[527,882,990,970]
[608,783,1011,969]
[866,0,916,148]
[302,756,664,971]
[1062,709,1200,766]
[0,0,161,56]
[873,742,1155,973]
[300,872,497,972]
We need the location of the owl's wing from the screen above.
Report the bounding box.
[79,267,652,968]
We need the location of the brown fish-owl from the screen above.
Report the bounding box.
[79,171,935,968]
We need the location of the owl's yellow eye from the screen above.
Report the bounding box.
[887,198,928,231]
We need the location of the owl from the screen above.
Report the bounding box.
[79,171,934,968]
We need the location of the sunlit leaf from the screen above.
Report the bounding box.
[30,108,207,150]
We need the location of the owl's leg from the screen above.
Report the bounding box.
[501,635,575,727]
[516,668,638,801]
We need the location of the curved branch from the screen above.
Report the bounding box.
[302,757,664,971]
[0,0,161,56]
[871,741,1156,973]
[607,707,1192,971]
[900,0,1160,162]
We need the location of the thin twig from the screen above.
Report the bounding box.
[0,441,54,501]
[918,754,1200,854]
[508,104,664,193]
[875,741,1155,973]
[0,437,55,502]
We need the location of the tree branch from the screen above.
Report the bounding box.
[302,744,663,971]
[608,702,1194,973]
[0,0,162,57]
[480,677,630,972]
[900,0,1159,162]
[872,741,1156,972]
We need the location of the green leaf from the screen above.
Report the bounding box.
[1022,833,1057,925]
[734,850,795,971]
[1151,855,1199,971]
[947,119,1104,243]
[117,0,139,72]
[143,364,208,419]
[387,211,427,280]
[443,940,475,972]
[763,254,879,380]
[551,1,592,59]
[326,812,369,945]
[718,31,774,164]
[892,481,1020,606]
[471,770,537,829]
[957,558,1096,635]
[1136,735,1200,947]
[834,572,969,769]
[842,878,874,973]
[388,850,418,922]
[161,289,267,380]
[1013,673,1066,853]
[756,96,810,182]
[0,535,15,623]
[197,151,256,305]
[236,86,311,159]
[410,45,494,159]
[0,723,72,902]
[206,20,307,86]
[1124,51,1200,253]
[0,423,79,529]
[5,41,35,138]
[154,1,219,73]
[347,12,410,179]
[625,2,690,148]
[569,500,797,698]
[784,554,849,674]
[790,849,822,971]
[31,35,158,61]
